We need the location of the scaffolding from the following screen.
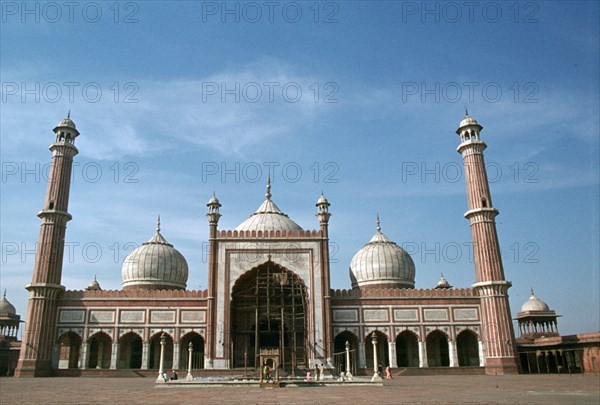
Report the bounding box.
[230,261,308,373]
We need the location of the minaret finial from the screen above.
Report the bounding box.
[266,175,272,200]
[67,110,71,119]
[2,289,5,299]
[376,213,381,232]
[530,287,535,296]
[464,105,469,116]
[157,215,161,232]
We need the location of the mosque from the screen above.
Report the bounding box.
[5,113,598,378]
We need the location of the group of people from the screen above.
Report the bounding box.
[161,370,179,382]
[305,363,326,381]
[264,362,394,382]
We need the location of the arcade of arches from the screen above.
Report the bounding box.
[55,332,205,371]
[332,329,480,370]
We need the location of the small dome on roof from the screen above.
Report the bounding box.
[349,216,415,289]
[521,289,550,312]
[235,179,303,233]
[435,274,452,289]
[86,275,101,291]
[0,290,16,314]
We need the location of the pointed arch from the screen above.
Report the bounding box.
[365,330,389,369]
[57,331,82,369]
[396,330,419,367]
[426,330,449,367]
[117,332,142,369]
[180,332,205,370]
[456,329,480,366]
[149,332,174,370]
[230,260,308,370]
[88,331,112,369]
[334,331,359,375]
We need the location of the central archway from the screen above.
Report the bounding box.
[230,261,308,371]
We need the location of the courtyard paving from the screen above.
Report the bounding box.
[0,374,598,404]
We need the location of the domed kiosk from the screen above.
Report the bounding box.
[349,216,415,289]
[516,289,559,338]
[121,218,189,290]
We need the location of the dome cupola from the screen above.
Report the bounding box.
[121,217,188,290]
[349,215,415,289]
[520,289,550,312]
[0,290,16,314]
[86,275,102,291]
[434,274,452,289]
[235,177,303,233]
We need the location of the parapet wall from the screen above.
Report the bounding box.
[331,287,475,298]
[61,289,209,299]
[217,229,322,238]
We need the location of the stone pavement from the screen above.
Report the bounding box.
[0,374,598,405]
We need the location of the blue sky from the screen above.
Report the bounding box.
[1,1,598,335]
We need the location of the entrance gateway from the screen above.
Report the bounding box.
[231,261,308,371]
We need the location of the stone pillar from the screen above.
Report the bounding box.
[418,340,428,368]
[97,341,105,369]
[141,342,149,370]
[478,340,485,367]
[186,342,194,381]
[449,340,458,367]
[358,339,366,369]
[388,340,397,368]
[172,342,180,370]
[371,334,382,381]
[110,341,119,370]
[80,342,89,369]
[345,341,353,380]
[156,333,167,383]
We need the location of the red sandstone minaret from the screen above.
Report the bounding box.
[15,113,80,377]
[456,112,520,374]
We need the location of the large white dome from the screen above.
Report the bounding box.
[235,180,303,233]
[349,218,415,289]
[121,220,188,290]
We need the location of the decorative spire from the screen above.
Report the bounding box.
[2,289,5,299]
[376,213,381,232]
[530,287,535,296]
[156,215,161,233]
[464,105,469,116]
[67,110,71,119]
[265,175,272,200]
